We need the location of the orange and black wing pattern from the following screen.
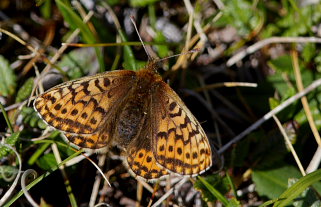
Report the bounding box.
[152,82,212,176]
[34,70,136,148]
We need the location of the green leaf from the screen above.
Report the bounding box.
[252,165,301,199]
[302,43,316,63]
[262,3,321,37]
[229,135,250,168]
[269,97,280,110]
[15,77,34,103]
[0,55,17,97]
[274,169,321,206]
[289,178,321,207]
[216,0,261,37]
[268,55,293,73]
[36,153,58,171]
[0,132,20,158]
[37,119,48,129]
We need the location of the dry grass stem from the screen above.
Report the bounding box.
[195,82,257,92]
[0,101,27,113]
[137,179,154,193]
[227,36,321,66]
[21,23,55,76]
[306,146,321,173]
[79,153,111,187]
[151,178,188,207]
[64,152,93,166]
[291,50,321,148]
[172,3,194,71]
[172,0,211,70]
[136,182,143,207]
[165,175,171,206]
[272,115,306,176]
[89,154,107,207]
[183,0,207,42]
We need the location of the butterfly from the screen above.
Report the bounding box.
[34,58,213,180]
[34,17,213,180]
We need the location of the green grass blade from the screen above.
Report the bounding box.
[274,169,321,207]
[198,176,229,206]
[27,143,51,165]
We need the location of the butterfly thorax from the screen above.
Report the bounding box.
[116,68,162,147]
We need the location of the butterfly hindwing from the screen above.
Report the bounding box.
[152,82,212,176]
[126,129,169,180]
[63,117,116,149]
[34,70,136,135]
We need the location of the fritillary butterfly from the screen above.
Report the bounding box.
[34,20,214,180]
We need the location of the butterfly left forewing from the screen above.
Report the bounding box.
[152,82,212,176]
[34,70,136,135]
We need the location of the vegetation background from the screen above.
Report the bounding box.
[1,0,321,206]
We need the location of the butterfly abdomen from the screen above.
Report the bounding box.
[116,99,146,146]
[116,71,157,146]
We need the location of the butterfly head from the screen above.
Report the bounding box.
[144,58,160,73]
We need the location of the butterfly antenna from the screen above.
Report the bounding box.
[156,48,200,63]
[130,16,152,61]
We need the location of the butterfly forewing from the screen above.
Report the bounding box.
[34,70,136,135]
[152,82,212,176]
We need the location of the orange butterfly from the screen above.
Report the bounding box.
[34,19,213,180]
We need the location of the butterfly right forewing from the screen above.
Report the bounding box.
[151,82,212,176]
[34,70,137,136]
